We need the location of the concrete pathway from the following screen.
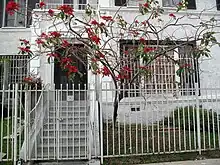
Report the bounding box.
[137,159,220,165]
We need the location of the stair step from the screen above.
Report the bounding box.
[48,111,87,116]
[35,147,88,159]
[43,130,87,137]
[45,118,87,123]
[43,123,88,130]
[39,139,87,147]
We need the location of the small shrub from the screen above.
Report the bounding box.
[161,106,220,132]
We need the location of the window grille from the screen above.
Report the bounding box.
[0,55,29,89]
[119,41,199,96]
[0,0,39,27]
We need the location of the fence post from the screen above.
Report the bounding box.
[195,83,201,155]
[24,90,28,162]
[14,83,18,165]
[99,82,103,164]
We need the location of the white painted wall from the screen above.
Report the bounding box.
[1,0,220,124]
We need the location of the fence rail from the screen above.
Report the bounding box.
[1,83,220,164]
[100,84,220,159]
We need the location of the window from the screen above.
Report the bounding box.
[119,40,199,96]
[115,0,196,9]
[0,0,39,27]
[217,0,220,10]
[162,0,196,9]
[45,0,87,10]
[0,55,29,89]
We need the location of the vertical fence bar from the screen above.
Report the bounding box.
[24,89,28,162]
[13,84,18,165]
[7,85,11,160]
[47,87,50,159]
[195,83,201,154]
[72,84,75,158]
[99,82,104,164]
[78,84,81,159]
[0,84,5,161]
[216,88,220,149]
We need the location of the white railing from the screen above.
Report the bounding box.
[2,82,220,164]
[100,83,220,159]
[36,2,98,10]
[0,84,26,163]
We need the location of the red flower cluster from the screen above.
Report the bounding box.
[23,77,33,82]
[19,39,29,45]
[36,38,45,45]
[62,40,70,48]
[48,9,54,17]
[101,16,113,21]
[65,64,78,77]
[122,66,132,72]
[91,20,99,25]
[18,47,31,53]
[87,28,101,45]
[58,5,74,15]
[116,73,130,80]
[169,13,176,18]
[39,1,46,9]
[139,37,146,44]
[61,57,72,64]
[49,31,61,38]
[102,66,111,76]
[6,0,19,15]
[143,47,156,53]
[143,2,149,8]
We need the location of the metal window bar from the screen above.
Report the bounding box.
[0,55,29,88]
[120,43,198,96]
[162,0,182,7]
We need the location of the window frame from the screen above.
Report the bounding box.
[114,0,196,10]
[0,0,39,28]
[119,40,200,97]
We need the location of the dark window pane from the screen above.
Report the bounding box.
[217,0,220,10]
[187,0,196,9]
[115,0,126,6]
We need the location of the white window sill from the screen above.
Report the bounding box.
[0,27,31,32]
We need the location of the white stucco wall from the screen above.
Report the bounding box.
[1,0,220,124]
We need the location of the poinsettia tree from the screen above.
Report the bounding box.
[6,0,220,123]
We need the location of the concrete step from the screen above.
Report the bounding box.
[36,146,88,159]
[48,111,87,117]
[53,101,89,106]
[36,160,90,165]
[49,107,88,112]
[39,138,87,147]
[43,123,88,130]
[45,117,88,124]
[42,130,87,137]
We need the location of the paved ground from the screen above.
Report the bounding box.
[137,159,220,165]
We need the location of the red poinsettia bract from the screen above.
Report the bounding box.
[48,9,54,17]
[143,47,156,53]
[6,1,20,15]
[39,1,46,9]
[169,13,176,19]
[19,39,30,45]
[58,5,74,15]
[101,16,113,22]
[49,31,61,38]
[18,47,31,53]
[102,66,111,76]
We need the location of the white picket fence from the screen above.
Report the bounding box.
[100,84,220,160]
[1,83,220,164]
